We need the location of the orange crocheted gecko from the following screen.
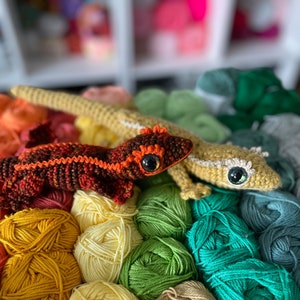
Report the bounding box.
[0,125,193,211]
[10,85,282,200]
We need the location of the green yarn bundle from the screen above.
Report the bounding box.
[195,67,300,131]
[119,236,197,300]
[134,88,231,143]
[134,181,192,241]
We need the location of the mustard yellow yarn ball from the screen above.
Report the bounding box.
[0,252,81,299]
[0,208,80,255]
[73,218,143,283]
[70,280,138,300]
[71,189,139,233]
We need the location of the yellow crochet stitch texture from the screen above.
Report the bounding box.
[10,85,281,200]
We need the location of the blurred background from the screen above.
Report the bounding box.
[0,0,300,93]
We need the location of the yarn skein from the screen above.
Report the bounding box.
[185,210,260,276]
[157,280,216,300]
[70,280,138,300]
[259,226,300,277]
[190,186,240,217]
[240,190,300,287]
[134,182,192,241]
[73,218,143,283]
[71,189,139,233]
[240,190,300,234]
[0,208,80,255]
[207,258,300,300]
[119,236,197,300]
[0,251,81,300]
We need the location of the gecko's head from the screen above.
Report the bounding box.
[189,143,281,192]
[116,125,193,178]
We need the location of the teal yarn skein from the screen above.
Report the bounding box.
[190,186,240,217]
[208,258,300,300]
[186,209,260,277]
[119,236,197,300]
[134,182,192,241]
[240,190,300,233]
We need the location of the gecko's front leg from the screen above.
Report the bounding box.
[168,163,211,200]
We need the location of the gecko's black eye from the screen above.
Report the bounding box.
[141,154,161,172]
[228,167,248,185]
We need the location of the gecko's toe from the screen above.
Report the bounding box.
[180,183,212,200]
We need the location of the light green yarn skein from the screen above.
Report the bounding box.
[134,88,167,118]
[134,182,192,241]
[177,112,231,143]
[165,90,208,121]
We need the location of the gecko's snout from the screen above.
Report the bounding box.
[163,135,193,168]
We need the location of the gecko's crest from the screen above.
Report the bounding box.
[140,125,168,135]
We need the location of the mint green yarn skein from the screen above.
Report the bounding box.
[165,90,207,121]
[119,237,197,300]
[176,112,231,143]
[134,88,167,118]
[134,182,192,241]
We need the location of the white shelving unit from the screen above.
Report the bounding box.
[0,0,299,93]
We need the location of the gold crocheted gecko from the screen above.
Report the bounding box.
[10,85,281,200]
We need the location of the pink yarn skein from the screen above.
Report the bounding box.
[186,0,207,21]
[153,0,191,32]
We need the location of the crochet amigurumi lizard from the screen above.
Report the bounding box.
[0,125,193,211]
[10,85,282,200]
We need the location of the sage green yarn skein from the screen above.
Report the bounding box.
[165,90,207,121]
[119,237,197,300]
[134,88,167,118]
[134,182,192,241]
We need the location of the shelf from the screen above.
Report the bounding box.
[134,53,212,80]
[0,55,117,90]
[225,38,283,68]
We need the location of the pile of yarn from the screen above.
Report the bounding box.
[235,113,300,288]
[119,172,216,300]
[69,189,142,299]
[195,67,300,131]
[185,186,300,299]
[134,88,231,143]
[134,0,207,58]
[0,208,81,299]
[197,67,300,294]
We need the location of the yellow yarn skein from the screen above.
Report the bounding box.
[0,251,81,300]
[75,115,121,147]
[73,218,143,283]
[0,208,80,255]
[70,280,138,300]
[71,189,139,233]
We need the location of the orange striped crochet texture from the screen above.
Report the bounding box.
[0,125,192,211]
